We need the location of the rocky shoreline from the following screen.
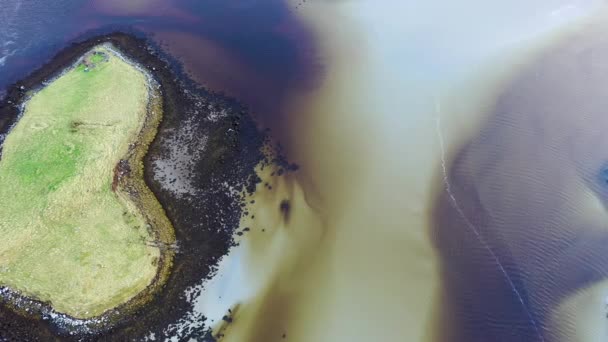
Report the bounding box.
[0,32,265,341]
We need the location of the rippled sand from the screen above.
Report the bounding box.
[62,0,608,340]
[187,1,608,342]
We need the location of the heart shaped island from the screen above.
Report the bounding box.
[0,44,174,319]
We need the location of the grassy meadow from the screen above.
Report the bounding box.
[0,46,164,318]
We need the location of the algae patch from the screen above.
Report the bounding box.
[0,45,174,319]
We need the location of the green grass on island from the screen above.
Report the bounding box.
[0,46,173,318]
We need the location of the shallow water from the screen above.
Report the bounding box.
[3,0,608,341]
[434,13,608,341]
[201,1,608,341]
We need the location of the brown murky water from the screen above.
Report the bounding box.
[5,0,608,341]
[188,1,608,342]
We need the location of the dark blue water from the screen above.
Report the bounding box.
[6,2,597,342]
[0,0,318,136]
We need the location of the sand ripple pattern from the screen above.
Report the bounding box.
[434,22,608,341]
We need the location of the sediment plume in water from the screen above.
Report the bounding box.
[4,0,608,340]
[189,1,608,342]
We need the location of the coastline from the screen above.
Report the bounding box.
[0,33,266,341]
[0,42,175,327]
[104,41,176,319]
